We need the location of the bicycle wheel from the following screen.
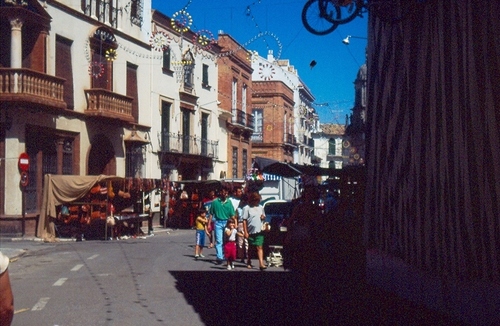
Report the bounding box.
[324,0,364,25]
[302,0,339,36]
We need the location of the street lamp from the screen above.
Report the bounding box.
[342,35,367,45]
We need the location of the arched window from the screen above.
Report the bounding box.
[89,27,117,90]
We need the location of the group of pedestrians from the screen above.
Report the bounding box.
[194,185,268,270]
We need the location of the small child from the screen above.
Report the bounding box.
[224,219,243,270]
[194,209,209,259]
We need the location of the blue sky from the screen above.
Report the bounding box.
[151,0,368,125]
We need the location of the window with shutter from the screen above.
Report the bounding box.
[127,62,139,122]
[56,35,74,109]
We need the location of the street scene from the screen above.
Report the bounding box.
[1,0,499,325]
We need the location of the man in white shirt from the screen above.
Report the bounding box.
[229,186,248,262]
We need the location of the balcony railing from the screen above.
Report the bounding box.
[251,132,263,143]
[0,68,66,109]
[84,88,134,122]
[231,109,254,130]
[284,133,295,145]
[231,109,246,126]
[162,132,218,159]
[246,113,255,130]
[300,135,314,147]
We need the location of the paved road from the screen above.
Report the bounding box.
[1,228,464,326]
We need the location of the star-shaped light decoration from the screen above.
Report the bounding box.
[299,105,308,117]
[150,31,170,52]
[259,63,275,81]
[193,30,215,50]
[88,62,104,78]
[105,48,117,61]
[171,10,192,33]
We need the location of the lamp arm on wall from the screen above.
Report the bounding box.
[342,35,367,45]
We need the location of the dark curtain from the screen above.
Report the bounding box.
[364,1,500,282]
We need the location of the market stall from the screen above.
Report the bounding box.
[38,174,163,241]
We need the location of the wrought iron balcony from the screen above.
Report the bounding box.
[251,132,263,143]
[0,68,66,110]
[161,132,219,159]
[284,133,296,145]
[84,88,134,122]
[231,109,246,126]
[300,135,314,147]
[230,109,254,130]
[246,112,255,130]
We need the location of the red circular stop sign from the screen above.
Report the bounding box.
[18,152,30,172]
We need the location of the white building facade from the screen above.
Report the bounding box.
[150,10,223,182]
[251,50,318,165]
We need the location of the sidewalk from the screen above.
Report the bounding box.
[0,224,172,261]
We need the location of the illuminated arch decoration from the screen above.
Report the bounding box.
[88,61,105,78]
[92,26,117,45]
[105,48,117,61]
[193,29,215,50]
[245,31,283,60]
[216,31,283,61]
[298,105,308,117]
[259,63,275,81]
[150,31,170,52]
[305,116,316,126]
[171,59,194,66]
[118,42,163,60]
[171,10,192,33]
[247,50,259,63]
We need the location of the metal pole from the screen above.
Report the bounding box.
[163,180,169,229]
[21,187,25,236]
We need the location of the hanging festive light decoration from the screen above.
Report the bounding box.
[171,59,193,66]
[216,31,282,61]
[88,61,104,78]
[193,29,215,50]
[305,116,316,125]
[171,10,192,33]
[150,31,171,52]
[105,48,117,61]
[299,105,308,117]
[247,50,259,63]
[258,63,275,81]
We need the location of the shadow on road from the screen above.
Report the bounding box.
[170,268,464,326]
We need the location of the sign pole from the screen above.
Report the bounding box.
[164,180,169,229]
[18,153,30,237]
[22,187,25,237]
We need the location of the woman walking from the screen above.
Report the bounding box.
[242,192,267,270]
